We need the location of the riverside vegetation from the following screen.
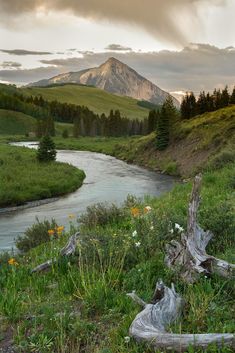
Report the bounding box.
[0,144,85,207]
[0,160,234,352]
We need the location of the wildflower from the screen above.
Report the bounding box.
[124,336,130,344]
[56,226,65,235]
[132,230,137,237]
[8,258,19,266]
[170,229,174,234]
[135,241,141,247]
[48,229,54,236]
[131,207,140,217]
[150,225,154,230]
[175,223,184,233]
[144,206,152,213]
[68,214,75,219]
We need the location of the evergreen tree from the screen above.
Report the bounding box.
[73,116,80,138]
[230,86,235,104]
[37,135,57,162]
[220,86,230,108]
[147,110,159,133]
[156,96,175,150]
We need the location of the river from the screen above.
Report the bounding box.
[0,142,177,250]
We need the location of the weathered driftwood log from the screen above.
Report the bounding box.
[128,280,235,352]
[165,174,235,283]
[31,232,79,273]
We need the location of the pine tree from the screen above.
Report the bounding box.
[147,110,159,133]
[220,86,230,108]
[156,96,175,150]
[73,116,80,138]
[230,86,235,104]
[37,135,57,162]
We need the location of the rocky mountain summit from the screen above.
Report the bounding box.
[29,57,179,107]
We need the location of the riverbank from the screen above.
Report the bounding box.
[0,160,234,353]
[0,144,85,207]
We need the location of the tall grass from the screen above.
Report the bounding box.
[0,162,234,352]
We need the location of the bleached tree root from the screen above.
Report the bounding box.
[128,280,235,352]
[31,232,79,273]
[165,174,235,283]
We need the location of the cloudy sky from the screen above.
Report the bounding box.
[0,0,235,96]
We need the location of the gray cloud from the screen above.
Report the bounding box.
[1,61,22,68]
[1,44,235,93]
[105,44,132,51]
[0,49,52,55]
[0,0,227,45]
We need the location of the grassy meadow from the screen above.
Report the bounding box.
[0,144,85,207]
[22,84,150,120]
[0,161,234,352]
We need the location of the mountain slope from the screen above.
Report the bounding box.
[0,109,36,135]
[28,57,179,107]
[23,84,151,120]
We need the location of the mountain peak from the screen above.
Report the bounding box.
[28,58,179,107]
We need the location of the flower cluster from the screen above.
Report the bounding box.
[130,205,152,217]
[48,225,65,237]
[8,258,19,266]
[170,222,184,234]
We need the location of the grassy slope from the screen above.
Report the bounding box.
[0,109,36,135]
[0,145,85,207]
[0,108,73,137]
[22,85,150,120]
[0,162,234,353]
[54,106,235,177]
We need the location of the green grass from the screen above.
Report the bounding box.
[0,162,234,352]
[22,85,150,120]
[0,109,36,135]
[0,144,85,207]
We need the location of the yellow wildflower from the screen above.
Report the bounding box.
[68,214,76,219]
[57,226,64,232]
[48,229,54,236]
[8,258,19,266]
[131,207,140,217]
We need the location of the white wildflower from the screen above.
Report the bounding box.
[150,225,154,230]
[124,336,130,343]
[175,223,180,229]
[175,223,184,233]
[132,230,137,237]
[170,229,174,234]
[135,242,141,247]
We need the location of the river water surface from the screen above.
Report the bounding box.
[0,142,177,250]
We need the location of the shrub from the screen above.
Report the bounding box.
[79,203,127,228]
[209,148,235,169]
[16,217,58,252]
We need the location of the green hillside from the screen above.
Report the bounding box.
[0,109,36,135]
[22,84,150,120]
[0,109,74,136]
[54,105,235,177]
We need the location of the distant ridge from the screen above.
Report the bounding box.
[28,57,179,107]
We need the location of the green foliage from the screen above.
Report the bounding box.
[16,218,58,252]
[0,144,85,207]
[62,128,69,138]
[0,109,36,135]
[0,163,234,352]
[23,84,149,120]
[37,135,57,162]
[156,96,176,150]
[79,203,127,228]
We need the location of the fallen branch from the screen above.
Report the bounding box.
[128,280,235,352]
[165,174,235,283]
[31,232,80,273]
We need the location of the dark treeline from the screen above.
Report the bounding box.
[0,85,159,137]
[181,85,235,119]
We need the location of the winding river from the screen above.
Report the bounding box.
[0,142,177,250]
